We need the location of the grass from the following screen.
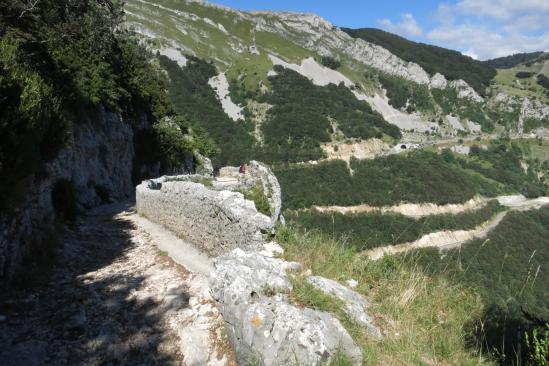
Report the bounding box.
[236,185,272,216]
[277,225,491,365]
[156,249,169,257]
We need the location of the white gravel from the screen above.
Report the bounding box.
[208,73,244,121]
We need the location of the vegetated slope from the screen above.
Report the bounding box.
[278,141,548,206]
[256,66,400,163]
[158,54,400,166]
[275,150,507,209]
[341,27,496,94]
[286,201,502,250]
[409,205,549,364]
[158,55,253,167]
[0,0,210,209]
[277,226,488,365]
[483,51,546,69]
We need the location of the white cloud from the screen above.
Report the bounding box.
[426,0,549,59]
[378,13,423,37]
[427,24,549,59]
[456,0,549,20]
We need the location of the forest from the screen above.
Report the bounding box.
[275,150,505,209]
[257,66,401,163]
[158,56,254,168]
[286,200,502,250]
[483,51,545,69]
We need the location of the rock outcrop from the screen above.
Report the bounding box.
[449,80,484,103]
[209,247,364,366]
[0,107,143,287]
[308,276,381,339]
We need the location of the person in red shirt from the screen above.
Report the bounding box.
[239,162,247,175]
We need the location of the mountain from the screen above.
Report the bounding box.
[484,51,546,69]
[123,1,549,363]
[341,27,496,94]
[1,0,548,364]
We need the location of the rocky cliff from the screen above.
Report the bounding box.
[0,107,162,288]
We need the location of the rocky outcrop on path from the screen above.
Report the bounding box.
[209,245,371,366]
[0,203,235,366]
[136,163,379,365]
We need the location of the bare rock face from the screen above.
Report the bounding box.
[136,178,273,257]
[449,80,484,103]
[209,248,363,366]
[308,276,381,338]
[0,107,138,287]
[429,73,448,89]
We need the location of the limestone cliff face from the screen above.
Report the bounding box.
[0,107,157,287]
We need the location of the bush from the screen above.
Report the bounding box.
[515,71,534,79]
[319,56,341,70]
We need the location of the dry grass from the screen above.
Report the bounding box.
[277,225,493,365]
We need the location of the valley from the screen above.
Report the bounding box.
[1,0,548,364]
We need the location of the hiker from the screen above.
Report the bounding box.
[239,162,247,175]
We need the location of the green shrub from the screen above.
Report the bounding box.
[237,186,271,216]
[319,56,341,70]
[515,71,534,79]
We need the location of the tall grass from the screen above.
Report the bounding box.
[277,225,492,365]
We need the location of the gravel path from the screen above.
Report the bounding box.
[0,203,235,366]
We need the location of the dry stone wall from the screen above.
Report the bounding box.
[136,177,273,257]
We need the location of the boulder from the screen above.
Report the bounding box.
[210,249,363,366]
[308,276,381,338]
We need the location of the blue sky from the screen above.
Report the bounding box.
[213,0,549,60]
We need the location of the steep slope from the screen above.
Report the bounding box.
[342,27,496,94]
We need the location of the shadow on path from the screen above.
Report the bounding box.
[0,202,190,366]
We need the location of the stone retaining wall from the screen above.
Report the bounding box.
[136,177,273,257]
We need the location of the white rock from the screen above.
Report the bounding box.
[208,73,244,121]
[429,73,448,89]
[308,276,381,338]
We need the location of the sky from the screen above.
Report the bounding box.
[212,0,549,60]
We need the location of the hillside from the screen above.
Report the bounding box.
[484,51,546,69]
[1,0,548,364]
[122,1,549,363]
[341,27,496,94]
